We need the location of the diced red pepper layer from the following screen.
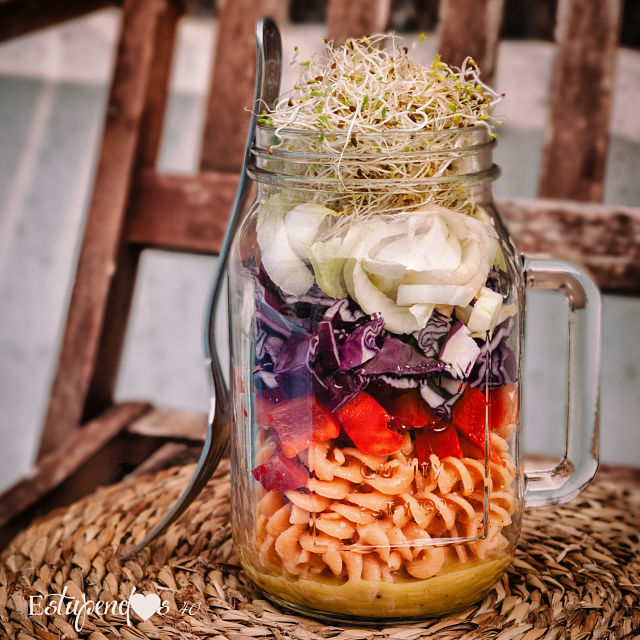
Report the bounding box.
[384,389,443,431]
[458,432,484,460]
[416,424,463,463]
[489,384,519,431]
[257,395,340,458]
[335,392,405,455]
[251,450,308,491]
[451,386,504,465]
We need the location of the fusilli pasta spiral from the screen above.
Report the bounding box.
[252,430,515,582]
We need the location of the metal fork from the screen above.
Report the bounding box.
[123,17,282,559]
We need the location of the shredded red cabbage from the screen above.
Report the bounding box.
[419,377,467,419]
[470,317,517,388]
[414,311,452,358]
[339,313,384,370]
[360,337,444,376]
[486,267,501,293]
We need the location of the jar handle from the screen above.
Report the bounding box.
[522,257,601,507]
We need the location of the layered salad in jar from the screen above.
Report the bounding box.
[237,36,520,620]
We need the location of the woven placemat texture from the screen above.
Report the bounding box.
[1,460,638,640]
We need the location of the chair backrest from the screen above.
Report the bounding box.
[34,0,639,462]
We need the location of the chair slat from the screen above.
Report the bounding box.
[438,0,505,85]
[200,0,284,172]
[137,0,182,170]
[499,198,640,294]
[0,402,150,528]
[125,169,238,254]
[327,0,391,46]
[83,1,182,421]
[38,0,177,459]
[538,0,623,201]
[127,408,207,441]
[0,0,119,43]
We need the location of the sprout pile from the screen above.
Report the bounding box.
[264,35,500,134]
[255,35,503,219]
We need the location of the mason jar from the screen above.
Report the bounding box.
[226,125,600,622]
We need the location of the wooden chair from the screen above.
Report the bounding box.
[0,0,638,548]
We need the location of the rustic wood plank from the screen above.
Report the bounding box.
[326,0,391,46]
[498,197,640,294]
[124,442,202,478]
[437,0,505,84]
[538,0,623,201]
[0,0,119,42]
[125,169,239,253]
[200,0,283,172]
[0,402,150,528]
[127,407,207,441]
[83,0,182,421]
[137,0,182,170]
[38,0,170,459]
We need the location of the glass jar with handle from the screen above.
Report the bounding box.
[226,124,601,622]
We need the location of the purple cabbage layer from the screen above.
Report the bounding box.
[251,267,516,415]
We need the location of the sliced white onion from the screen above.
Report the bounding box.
[285,202,334,258]
[368,271,400,299]
[308,225,365,298]
[343,258,425,334]
[440,323,481,379]
[409,303,435,326]
[466,287,503,336]
[365,207,496,292]
[256,200,314,296]
[396,284,476,307]
[309,236,348,299]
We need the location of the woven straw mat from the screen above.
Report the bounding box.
[1,460,639,640]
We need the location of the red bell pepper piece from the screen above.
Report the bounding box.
[416,423,463,463]
[257,395,340,458]
[335,392,405,455]
[458,432,484,459]
[384,389,443,430]
[251,450,308,491]
[489,384,519,431]
[451,386,503,464]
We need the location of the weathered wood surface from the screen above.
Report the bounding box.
[39,0,177,457]
[0,402,150,528]
[538,0,623,202]
[437,0,505,85]
[125,169,239,253]
[137,0,182,170]
[84,0,182,421]
[498,198,640,294]
[127,407,207,441]
[326,0,391,46]
[125,442,202,478]
[200,0,283,172]
[0,0,118,42]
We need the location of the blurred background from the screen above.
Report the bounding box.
[0,0,639,494]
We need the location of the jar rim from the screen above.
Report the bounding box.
[252,135,496,163]
[255,122,492,139]
[251,123,498,188]
[247,163,500,190]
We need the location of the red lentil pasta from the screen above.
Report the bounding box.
[253,427,516,583]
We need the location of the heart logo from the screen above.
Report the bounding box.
[129,593,161,621]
